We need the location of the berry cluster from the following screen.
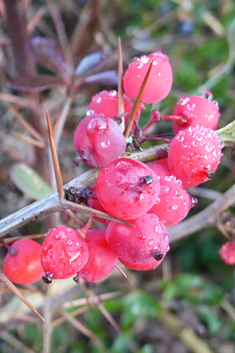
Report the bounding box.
[4,49,227,285]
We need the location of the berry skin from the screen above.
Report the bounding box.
[172,93,220,134]
[76,229,118,282]
[41,225,89,280]
[88,90,133,120]
[151,158,171,177]
[123,50,172,104]
[168,125,223,188]
[4,239,44,284]
[96,158,160,220]
[119,257,164,271]
[106,213,169,264]
[74,113,126,168]
[219,242,235,265]
[147,174,195,226]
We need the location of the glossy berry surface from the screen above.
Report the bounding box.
[123,50,172,104]
[77,229,118,282]
[219,242,235,265]
[147,174,194,226]
[41,225,89,280]
[119,257,164,271]
[106,213,169,264]
[151,158,171,177]
[74,113,126,168]
[88,90,133,120]
[172,93,220,134]
[4,239,44,284]
[168,125,223,188]
[96,158,160,220]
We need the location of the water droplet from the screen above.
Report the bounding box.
[66,239,73,246]
[171,205,178,210]
[101,140,110,148]
[176,135,184,142]
[201,91,213,101]
[187,103,196,111]
[44,243,53,251]
[55,231,66,240]
[148,239,154,246]
[179,96,190,106]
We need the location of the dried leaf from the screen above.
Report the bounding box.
[8,75,64,92]
[85,70,118,86]
[75,51,106,77]
[10,163,52,200]
[28,36,70,84]
[0,270,44,321]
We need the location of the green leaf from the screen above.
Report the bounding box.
[122,291,162,329]
[10,163,52,200]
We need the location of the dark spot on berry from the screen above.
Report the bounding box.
[42,274,52,284]
[9,247,17,255]
[73,276,80,284]
[140,175,153,185]
[206,170,215,179]
[153,251,163,261]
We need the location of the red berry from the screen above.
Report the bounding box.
[119,257,164,271]
[74,113,126,168]
[147,174,195,226]
[172,93,220,134]
[106,213,170,264]
[4,239,44,284]
[76,229,118,282]
[41,225,89,280]
[88,90,132,119]
[151,158,171,176]
[168,125,223,188]
[96,158,160,220]
[123,51,172,104]
[219,242,235,265]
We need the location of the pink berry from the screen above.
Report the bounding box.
[123,50,173,104]
[172,93,220,134]
[147,174,195,226]
[41,225,89,281]
[4,239,44,284]
[96,158,160,220]
[88,90,132,118]
[168,125,223,188]
[219,242,235,265]
[106,213,170,264]
[151,158,171,177]
[76,229,118,282]
[119,257,164,271]
[74,113,126,168]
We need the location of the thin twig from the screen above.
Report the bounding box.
[169,183,235,243]
[124,61,153,138]
[12,131,45,148]
[46,111,64,200]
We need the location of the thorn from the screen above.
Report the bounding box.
[0,270,44,321]
[46,111,64,201]
[118,37,125,121]
[115,264,127,278]
[124,61,153,139]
